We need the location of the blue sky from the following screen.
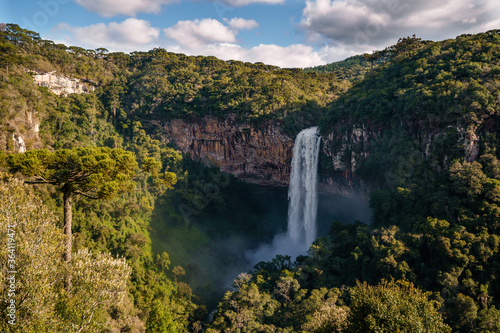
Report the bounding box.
[1,0,500,68]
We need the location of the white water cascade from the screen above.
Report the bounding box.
[245,127,321,264]
[287,126,321,250]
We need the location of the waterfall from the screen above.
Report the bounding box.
[245,126,321,265]
[287,126,321,250]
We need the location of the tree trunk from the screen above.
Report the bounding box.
[63,191,73,291]
[63,191,72,262]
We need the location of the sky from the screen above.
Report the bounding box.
[1,0,500,68]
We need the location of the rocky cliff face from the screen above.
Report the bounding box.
[322,125,372,174]
[157,116,371,195]
[157,116,294,186]
[3,71,94,152]
[32,71,95,96]
[1,110,41,153]
[155,117,370,197]
[319,125,373,198]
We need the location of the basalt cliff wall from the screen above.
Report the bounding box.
[318,120,482,198]
[319,125,373,198]
[156,116,294,186]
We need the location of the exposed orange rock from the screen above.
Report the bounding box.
[159,116,294,186]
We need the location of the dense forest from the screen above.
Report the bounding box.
[304,54,381,83]
[1,22,500,332]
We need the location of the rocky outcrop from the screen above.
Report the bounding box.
[156,117,371,197]
[462,125,480,162]
[12,133,26,153]
[319,125,374,198]
[1,110,41,153]
[157,116,294,186]
[32,71,94,96]
[322,125,372,174]
[156,116,372,195]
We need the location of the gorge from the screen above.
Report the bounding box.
[150,122,372,307]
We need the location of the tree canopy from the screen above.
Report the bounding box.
[7,147,138,198]
[7,147,138,261]
[0,173,135,332]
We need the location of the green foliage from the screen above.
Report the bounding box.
[201,30,500,332]
[0,173,139,332]
[3,23,500,332]
[0,173,64,332]
[7,147,138,198]
[323,31,500,129]
[304,54,385,82]
[0,59,198,328]
[209,274,449,333]
[56,248,133,332]
[0,23,349,141]
[0,42,20,77]
[314,30,500,333]
[149,159,293,308]
[347,279,450,333]
[208,272,348,333]
[70,186,200,332]
[473,306,500,332]
[118,48,346,132]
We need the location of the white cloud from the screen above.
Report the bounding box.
[72,0,284,16]
[73,0,178,17]
[163,18,258,49]
[224,18,259,30]
[240,44,336,68]
[162,18,324,67]
[300,0,500,50]
[216,44,325,68]
[164,19,238,49]
[481,18,500,31]
[55,18,160,52]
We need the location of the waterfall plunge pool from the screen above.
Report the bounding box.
[246,127,372,268]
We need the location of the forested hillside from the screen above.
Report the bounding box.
[0,23,347,144]
[304,54,380,82]
[1,22,500,332]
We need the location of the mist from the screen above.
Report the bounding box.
[243,189,373,270]
[151,180,372,309]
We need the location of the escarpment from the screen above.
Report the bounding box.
[156,116,294,186]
